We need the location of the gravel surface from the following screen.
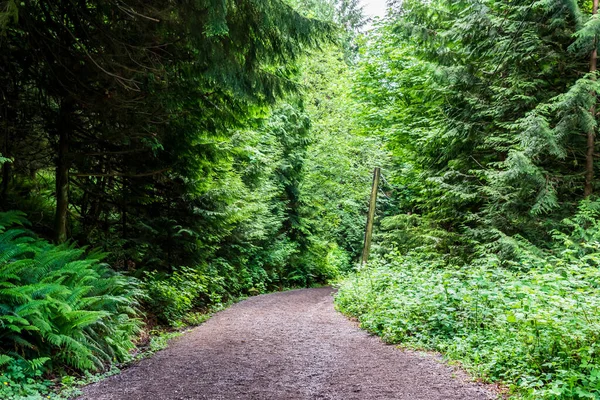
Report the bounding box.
[78,287,495,400]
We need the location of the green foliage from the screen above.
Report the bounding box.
[0,0,370,306]
[553,199,600,255]
[0,0,335,268]
[144,331,183,355]
[300,43,388,264]
[0,358,57,400]
[143,267,223,325]
[210,58,378,291]
[337,200,600,399]
[0,211,141,394]
[0,0,378,396]
[352,0,598,257]
[338,3,600,398]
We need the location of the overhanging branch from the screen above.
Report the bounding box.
[72,168,169,177]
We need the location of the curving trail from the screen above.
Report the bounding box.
[78,287,494,400]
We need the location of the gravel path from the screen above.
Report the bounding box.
[78,287,495,400]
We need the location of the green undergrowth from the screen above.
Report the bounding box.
[28,302,226,400]
[336,203,600,399]
[0,211,235,400]
[0,211,142,400]
[336,247,600,399]
[0,208,337,399]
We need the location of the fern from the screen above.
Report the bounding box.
[0,212,141,379]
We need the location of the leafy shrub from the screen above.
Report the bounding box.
[290,241,344,286]
[0,211,142,388]
[336,239,600,399]
[0,358,56,400]
[324,242,352,274]
[143,266,222,325]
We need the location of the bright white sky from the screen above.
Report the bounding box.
[360,0,388,18]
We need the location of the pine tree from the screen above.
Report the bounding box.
[0,0,333,266]
[354,0,598,257]
[585,0,599,196]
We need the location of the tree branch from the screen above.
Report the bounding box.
[72,168,169,177]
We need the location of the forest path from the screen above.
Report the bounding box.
[78,287,494,400]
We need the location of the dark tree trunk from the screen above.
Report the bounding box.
[54,101,73,243]
[122,177,128,239]
[104,175,114,236]
[1,161,11,206]
[1,109,11,207]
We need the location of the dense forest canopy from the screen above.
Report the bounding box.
[4,0,600,399]
[0,0,377,277]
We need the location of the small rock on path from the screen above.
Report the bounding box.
[78,287,495,400]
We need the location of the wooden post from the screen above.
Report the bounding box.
[361,167,380,265]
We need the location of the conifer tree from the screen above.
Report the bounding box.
[354,0,597,256]
[0,0,333,264]
[585,0,599,197]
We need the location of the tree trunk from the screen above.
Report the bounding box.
[54,102,72,243]
[585,0,599,197]
[1,161,11,205]
[104,175,114,236]
[1,111,11,206]
[122,178,128,239]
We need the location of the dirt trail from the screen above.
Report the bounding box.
[78,287,494,400]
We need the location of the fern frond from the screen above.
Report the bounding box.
[0,354,13,367]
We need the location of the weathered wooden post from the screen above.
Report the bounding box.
[361,167,380,265]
